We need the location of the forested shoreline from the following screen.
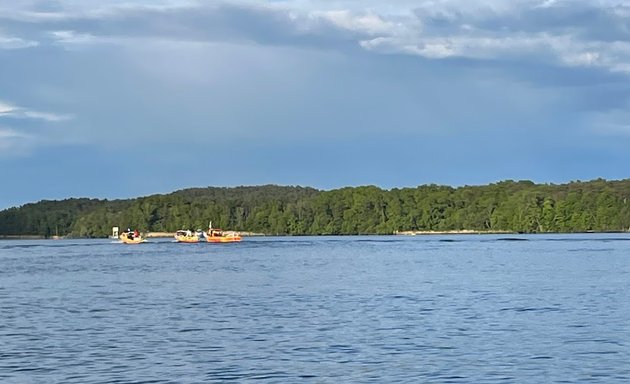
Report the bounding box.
[1,180,629,237]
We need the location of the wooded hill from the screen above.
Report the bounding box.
[1,180,629,237]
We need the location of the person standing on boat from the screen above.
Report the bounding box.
[133,229,139,239]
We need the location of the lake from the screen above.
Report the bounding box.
[1,234,629,383]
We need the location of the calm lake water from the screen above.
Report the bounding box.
[1,234,629,383]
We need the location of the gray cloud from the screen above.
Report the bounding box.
[0,100,72,121]
[1,0,629,81]
[1,2,365,53]
[0,98,74,156]
[0,34,38,49]
[2,1,630,74]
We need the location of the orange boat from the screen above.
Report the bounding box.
[174,230,200,243]
[203,223,241,243]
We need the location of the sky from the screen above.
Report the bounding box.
[1,0,630,209]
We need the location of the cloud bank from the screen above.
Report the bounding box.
[3,1,630,73]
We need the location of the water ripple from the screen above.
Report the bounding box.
[1,234,629,383]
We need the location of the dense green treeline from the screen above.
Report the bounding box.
[0,198,132,237]
[1,180,629,237]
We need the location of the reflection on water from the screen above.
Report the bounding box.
[1,234,629,383]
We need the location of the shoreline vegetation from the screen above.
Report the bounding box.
[1,229,629,240]
[1,179,629,238]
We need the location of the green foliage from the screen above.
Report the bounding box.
[1,180,629,237]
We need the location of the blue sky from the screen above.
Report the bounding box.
[1,0,629,209]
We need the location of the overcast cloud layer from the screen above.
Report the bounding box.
[1,0,629,208]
